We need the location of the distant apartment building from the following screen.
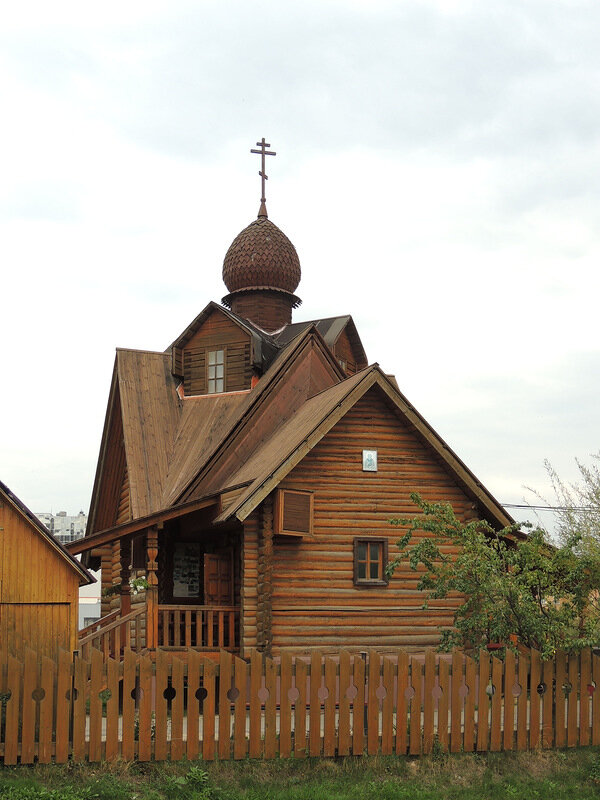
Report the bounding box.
[35,510,87,545]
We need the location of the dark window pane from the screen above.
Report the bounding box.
[370,561,380,579]
[358,562,366,579]
[357,543,367,560]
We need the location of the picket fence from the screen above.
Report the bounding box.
[1,646,600,764]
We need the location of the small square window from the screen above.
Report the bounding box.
[353,537,388,586]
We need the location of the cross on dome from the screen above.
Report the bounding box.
[250,137,276,217]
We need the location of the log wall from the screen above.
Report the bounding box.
[268,386,479,653]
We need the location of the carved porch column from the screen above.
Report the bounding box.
[119,540,131,617]
[146,525,159,651]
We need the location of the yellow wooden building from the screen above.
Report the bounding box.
[0,480,94,663]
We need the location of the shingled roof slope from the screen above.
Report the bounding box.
[116,349,181,518]
[161,392,248,507]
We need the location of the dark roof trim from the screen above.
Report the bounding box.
[0,480,95,585]
[66,482,250,556]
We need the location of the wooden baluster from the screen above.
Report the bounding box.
[185,610,192,647]
[218,611,224,648]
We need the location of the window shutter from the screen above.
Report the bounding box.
[274,489,313,536]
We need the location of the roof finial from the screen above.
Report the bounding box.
[250,137,276,218]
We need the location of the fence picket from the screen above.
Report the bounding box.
[138,654,154,761]
[38,656,55,764]
[567,651,579,748]
[529,649,541,750]
[121,649,136,761]
[516,652,528,751]
[503,648,515,751]
[218,650,233,760]
[295,656,308,758]
[438,657,450,752]
[353,653,366,756]
[338,651,351,756]
[409,656,422,756]
[423,649,435,754]
[202,657,216,761]
[154,649,169,762]
[264,656,278,759]
[171,655,185,761]
[21,649,38,764]
[88,648,103,763]
[4,656,22,765]
[280,651,293,758]
[381,656,395,755]
[368,650,380,755]
[450,650,463,754]
[72,654,88,762]
[249,649,262,758]
[463,654,476,752]
[593,654,600,746]
[309,651,322,756]
[542,658,554,748]
[490,657,502,752]
[580,649,592,747]
[476,651,490,752]
[324,657,337,757]
[105,657,120,762]
[55,649,72,763]
[395,650,408,755]
[555,650,567,748]
[186,650,201,760]
[233,656,247,760]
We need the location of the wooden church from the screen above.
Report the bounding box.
[70,140,514,659]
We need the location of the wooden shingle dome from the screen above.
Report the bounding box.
[222,216,301,295]
[222,212,302,332]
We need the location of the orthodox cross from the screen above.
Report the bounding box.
[250,138,276,206]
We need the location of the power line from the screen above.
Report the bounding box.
[502,503,598,512]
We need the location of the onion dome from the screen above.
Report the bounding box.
[222,215,301,297]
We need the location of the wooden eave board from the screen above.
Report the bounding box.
[0,482,94,585]
[172,327,345,505]
[86,361,119,537]
[117,349,181,518]
[215,366,515,531]
[161,392,248,507]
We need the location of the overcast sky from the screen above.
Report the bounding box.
[2,0,599,536]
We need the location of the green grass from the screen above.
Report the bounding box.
[1,750,600,799]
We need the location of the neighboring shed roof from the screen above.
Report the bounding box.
[0,480,95,585]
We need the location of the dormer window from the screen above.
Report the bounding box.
[207,349,225,393]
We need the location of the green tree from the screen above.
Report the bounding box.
[388,493,600,659]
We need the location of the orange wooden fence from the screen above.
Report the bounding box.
[1,646,600,764]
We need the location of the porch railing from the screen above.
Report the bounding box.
[158,605,238,651]
[78,606,145,659]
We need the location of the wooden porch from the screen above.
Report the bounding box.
[78,603,239,661]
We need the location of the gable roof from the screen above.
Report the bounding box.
[169,301,279,371]
[214,365,515,531]
[0,480,95,585]
[175,324,346,503]
[274,314,367,366]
